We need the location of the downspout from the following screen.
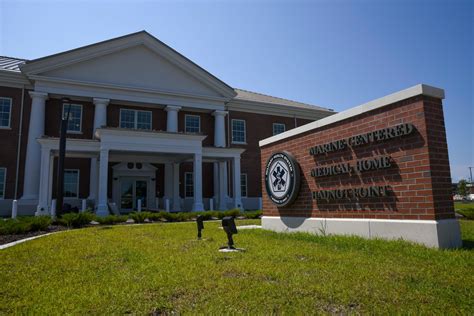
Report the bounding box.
[14,87,25,199]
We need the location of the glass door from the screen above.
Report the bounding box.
[120,178,134,210]
[135,180,147,208]
[120,178,148,211]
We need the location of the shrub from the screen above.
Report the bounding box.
[129,211,154,223]
[58,212,95,228]
[242,210,262,219]
[457,208,474,220]
[0,216,52,235]
[27,216,52,231]
[96,215,128,225]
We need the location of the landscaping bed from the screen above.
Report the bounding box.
[0,210,262,245]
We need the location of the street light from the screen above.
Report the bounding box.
[56,97,71,215]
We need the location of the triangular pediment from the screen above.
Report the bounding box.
[21,31,236,99]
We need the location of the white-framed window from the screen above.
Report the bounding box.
[241,173,247,197]
[0,167,6,199]
[63,104,82,133]
[119,109,152,130]
[185,172,194,198]
[0,97,12,128]
[273,123,286,136]
[232,119,246,144]
[64,169,79,198]
[185,114,200,133]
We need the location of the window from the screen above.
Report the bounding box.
[120,109,152,130]
[185,115,200,133]
[0,168,5,199]
[185,172,194,197]
[241,173,247,197]
[63,104,82,133]
[0,97,12,128]
[64,169,79,198]
[273,123,286,136]
[232,119,246,143]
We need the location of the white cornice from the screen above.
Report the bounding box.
[259,84,445,147]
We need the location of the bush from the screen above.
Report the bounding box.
[242,210,262,219]
[129,211,154,223]
[27,216,52,231]
[96,215,128,225]
[457,208,474,220]
[0,216,52,235]
[58,212,95,228]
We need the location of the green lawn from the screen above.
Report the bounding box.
[1,220,473,314]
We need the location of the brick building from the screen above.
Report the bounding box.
[0,31,333,216]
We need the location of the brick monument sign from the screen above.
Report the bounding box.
[259,84,461,248]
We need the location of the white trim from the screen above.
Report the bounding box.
[119,108,153,130]
[261,216,462,249]
[231,119,246,144]
[259,84,445,147]
[184,172,194,198]
[272,122,286,136]
[185,114,201,133]
[240,173,248,197]
[0,97,12,129]
[64,169,80,199]
[62,103,83,133]
[0,167,6,199]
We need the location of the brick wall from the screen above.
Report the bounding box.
[260,95,455,220]
[229,110,313,197]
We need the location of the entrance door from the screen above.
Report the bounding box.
[120,178,148,211]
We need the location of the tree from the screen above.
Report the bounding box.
[457,179,469,197]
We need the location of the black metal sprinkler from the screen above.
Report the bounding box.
[196,215,204,240]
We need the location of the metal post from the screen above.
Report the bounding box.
[11,200,17,219]
[56,98,71,215]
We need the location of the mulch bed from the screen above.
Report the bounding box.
[0,225,68,246]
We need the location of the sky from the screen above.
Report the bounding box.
[0,0,472,181]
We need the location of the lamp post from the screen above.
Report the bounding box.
[56,97,71,215]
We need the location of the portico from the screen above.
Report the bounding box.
[34,126,244,216]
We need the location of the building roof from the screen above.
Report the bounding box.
[0,37,333,113]
[234,88,333,112]
[0,56,26,72]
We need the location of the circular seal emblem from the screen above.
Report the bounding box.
[264,151,301,207]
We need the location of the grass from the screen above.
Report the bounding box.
[0,219,473,314]
[454,201,474,219]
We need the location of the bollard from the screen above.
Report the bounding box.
[209,198,214,211]
[137,199,142,212]
[11,200,18,219]
[165,199,170,212]
[81,199,87,213]
[50,199,57,219]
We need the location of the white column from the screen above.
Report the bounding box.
[192,153,204,212]
[165,105,181,133]
[47,154,54,208]
[232,156,243,210]
[89,98,109,201]
[35,147,52,216]
[164,163,173,200]
[172,163,181,211]
[212,110,227,147]
[213,162,219,202]
[96,149,109,216]
[22,91,48,200]
[218,161,227,210]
